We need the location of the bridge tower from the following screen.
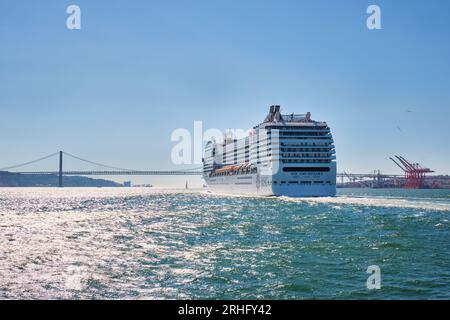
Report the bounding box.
[59,151,63,188]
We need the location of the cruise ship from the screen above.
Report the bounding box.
[202,106,337,197]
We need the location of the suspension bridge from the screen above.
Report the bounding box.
[0,151,203,187]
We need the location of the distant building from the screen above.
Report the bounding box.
[123,181,131,187]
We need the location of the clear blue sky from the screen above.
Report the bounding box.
[1,0,449,186]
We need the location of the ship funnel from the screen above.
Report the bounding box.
[265,105,283,123]
[306,112,311,121]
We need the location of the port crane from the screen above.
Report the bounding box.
[389,155,434,189]
[343,171,357,182]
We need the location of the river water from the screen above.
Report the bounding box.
[0,187,449,299]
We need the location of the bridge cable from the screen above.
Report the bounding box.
[63,151,203,173]
[0,152,60,171]
[171,166,203,172]
[2,151,203,173]
[62,152,136,172]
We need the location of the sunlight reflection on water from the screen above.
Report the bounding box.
[0,187,449,299]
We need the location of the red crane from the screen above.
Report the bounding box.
[389,156,434,188]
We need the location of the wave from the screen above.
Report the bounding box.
[278,195,450,212]
[202,190,450,212]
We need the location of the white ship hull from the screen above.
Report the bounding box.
[204,163,336,197]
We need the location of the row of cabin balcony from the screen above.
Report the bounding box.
[279,154,335,159]
[278,132,332,137]
[267,130,330,135]
[278,137,334,141]
[264,125,330,130]
[273,151,335,156]
[273,148,336,154]
[281,159,334,163]
[280,148,334,152]
[248,140,334,148]
[260,147,335,154]
[280,142,334,147]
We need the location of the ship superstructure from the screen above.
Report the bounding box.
[202,106,336,197]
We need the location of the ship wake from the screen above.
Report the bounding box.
[278,195,450,212]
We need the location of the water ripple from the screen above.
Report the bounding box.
[0,187,449,299]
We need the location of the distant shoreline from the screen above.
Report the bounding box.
[0,171,121,187]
